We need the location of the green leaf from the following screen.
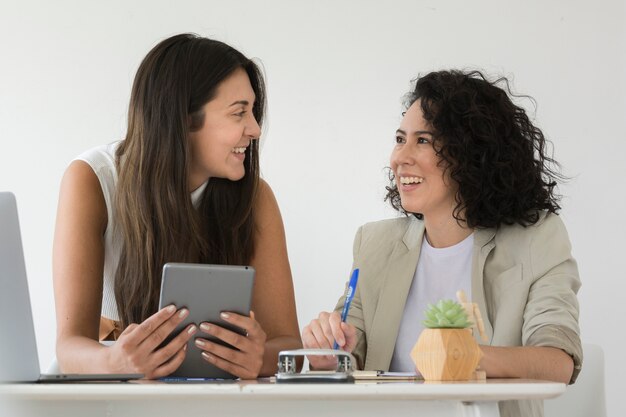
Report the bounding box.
[422,298,471,328]
[437,317,452,326]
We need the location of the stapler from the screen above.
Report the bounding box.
[276,349,356,383]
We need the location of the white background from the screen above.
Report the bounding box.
[1,0,624,415]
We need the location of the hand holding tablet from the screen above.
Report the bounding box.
[106,304,197,380]
[194,309,267,380]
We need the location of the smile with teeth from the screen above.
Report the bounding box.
[232,147,247,154]
[399,176,424,185]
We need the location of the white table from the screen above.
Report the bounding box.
[0,379,564,417]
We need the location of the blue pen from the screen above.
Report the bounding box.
[333,268,360,350]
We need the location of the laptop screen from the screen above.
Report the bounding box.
[0,192,42,382]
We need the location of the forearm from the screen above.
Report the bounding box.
[260,335,303,376]
[480,345,574,383]
[56,336,111,373]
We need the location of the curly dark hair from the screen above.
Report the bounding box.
[385,70,564,228]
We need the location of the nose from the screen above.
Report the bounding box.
[391,143,415,168]
[246,114,261,139]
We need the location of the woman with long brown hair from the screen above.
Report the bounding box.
[53,33,301,379]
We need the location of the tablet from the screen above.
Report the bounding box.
[158,263,255,379]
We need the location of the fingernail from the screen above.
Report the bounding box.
[187,325,197,334]
[200,323,211,332]
[195,339,206,347]
[179,308,188,318]
[183,344,187,351]
[166,305,176,313]
[202,352,213,361]
[220,312,230,319]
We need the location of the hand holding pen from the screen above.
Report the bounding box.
[301,269,360,370]
[333,268,359,350]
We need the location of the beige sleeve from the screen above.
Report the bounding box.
[523,214,583,384]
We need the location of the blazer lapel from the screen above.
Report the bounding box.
[472,228,496,343]
[365,217,424,371]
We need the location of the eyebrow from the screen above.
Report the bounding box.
[229,100,251,107]
[396,129,434,136]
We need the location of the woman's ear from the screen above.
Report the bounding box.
[188,110,205,132]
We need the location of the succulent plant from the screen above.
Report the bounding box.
[423,299,472,329]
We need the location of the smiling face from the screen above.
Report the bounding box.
[187,68,261,189]
[390,100,458,221]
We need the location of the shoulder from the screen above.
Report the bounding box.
[491,211,574,278]
[256,178,274,200]
[494,211,570,249]
[73,141,119,173]
[58,158,108,233]
[253,179,283,230]
[70,142,120,206]
[353,216,418,257]
[357,216,416,242]
[62,159,102,195]
[59,142,120,228]
[255,179,278,211]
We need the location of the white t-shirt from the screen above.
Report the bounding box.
[389,233,474,372]
[74,141,207,320]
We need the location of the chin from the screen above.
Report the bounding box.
[226,171,246,182]
[399,200,421,214]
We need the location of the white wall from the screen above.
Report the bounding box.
[1,0,624,414]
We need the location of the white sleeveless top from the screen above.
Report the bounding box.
[389,233,474,372]
[74,141,207,320]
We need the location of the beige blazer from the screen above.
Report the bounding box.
[334,213,582,417]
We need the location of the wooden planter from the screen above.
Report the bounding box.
[410,328,482,381]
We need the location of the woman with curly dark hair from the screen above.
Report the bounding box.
[303,70,582,417]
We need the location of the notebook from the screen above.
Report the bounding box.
[0,191,141,382]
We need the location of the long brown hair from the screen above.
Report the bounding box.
[114,33,266,328]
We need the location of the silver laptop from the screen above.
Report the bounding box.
[0,191,141,382]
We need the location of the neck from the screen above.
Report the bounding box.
[423,213,473,248]
[188,172,210,193]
